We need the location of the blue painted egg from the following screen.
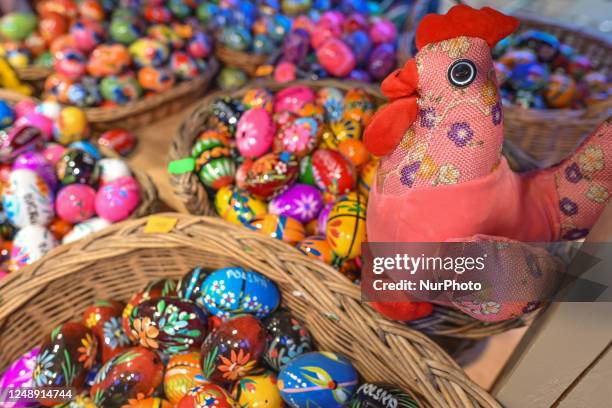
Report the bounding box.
[509,63,550,92]
[253,34,275,55]
[199,267,281,320]
[278,352,358,407]
[221,26,252,52]
[316,87,345,122]
[0,100,15,129]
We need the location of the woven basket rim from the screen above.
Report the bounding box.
[0,213,500,408]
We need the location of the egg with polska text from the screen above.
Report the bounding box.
[2,168,54,228]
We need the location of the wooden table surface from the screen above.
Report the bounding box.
[127,103,526,391]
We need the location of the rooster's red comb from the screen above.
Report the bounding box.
[416,4,519,50]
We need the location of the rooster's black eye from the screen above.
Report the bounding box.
[448,59,477,88]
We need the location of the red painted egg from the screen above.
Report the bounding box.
[311,148,355,195]
[316,38,356,77]
[244,152,299,198]
[83,300,131,364]
[98,128,137,157]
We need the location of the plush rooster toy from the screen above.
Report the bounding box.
[364,5,612,322]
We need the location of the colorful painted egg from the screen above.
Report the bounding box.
[338,139,369,167]
[317,38,356,78]
[282,28,310,65]
[170,51,200,80]
[39,12,68,44]
[56,184,96,223]
[128,297,208,356]
[545,73,577,108]
[143,4,173,23]
[12,151,57,190]
[100,75,143,105]
[79,0,105,21]
[148,24,184,49]
[263,310,313,371]
[62,217,111,244]
[88,44,131,77]
[95,176,141,222]
[217,67,248,91]
[0,101,14,129]
[188,31,213,59]
[245,152,299,198]
[233,371,283,408]
[138,66,175,92]
[0,12,37,41]
[10,225,57,269]
[358,159,377,196]
[0,347,39,408]
[210,97,245,134]
[69,141,101,160]
[97,158,132,184]
[164,352,208,405]
[220,26,252,51]
[368,43,396,80]
[275,117,322,157]
[33,322,96,398]
[323,119,362,149]
[0,125,44,165]
[82,300,130,364]
[16,111,54,141]
[311,149,355,195]
[269,183,323,223]
[214,186,267,225]
[517,30,560,63]
[129,38,170,67]
[346,383,418,408]
[176,383,238,408]
[90,347,164,407]
[298,102,326,122]
[236,108,275,158]
[248,214,306,245]
[56,149,99,186]
[326,192,367,259]
[278,352,358,407]
[298,155,315,185]
[253,34,275,55]
[98,128,137,157]
[177,266,212,302]
[274,86,316,114]
[192,137,235,189]
[200,314,267,383]
[296,235,334,264]
[54,106,89,145]
[70,19,105,53]
[199,267,280,319]
[54,48,87,80]
[13,99,36,119]
[2,169,54,228]
[343,89,376,125]
[242,88,274,112]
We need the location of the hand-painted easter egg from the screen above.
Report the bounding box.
[317,38,356,77]
[191,137,235,189]
[263,310,313,371]
[545,73,576,108]
[210,97,245,134]
[10,225,57,269]
[0,347,39,408]
[129,38,170,67]
[98,128,137,157]
[177,266,212,302]
[12,151,57,190]
[176,383,238,408]
[143,5,172,23]
[517,30,560,63]
[199,267,280,319]
[358,159,377,196]
[90,347,164,407]
[269,183,323,223]
[248,214,306,245]
[317,202,333,234]
[188,31,213,59]
[79,0,105,21]
[296,235,334,264]
[122,279,177,341]
[56,149,99,186]
[275,117,322,157]
[56,184,96,223]
[97,158,132,184]
[326,192,366,259]
[368,43,396,80]
[23,32,47,58]
[245,152,299,198]
[312,149,355,195]
[54,48,87,80]
[0,125,44,163]
[0,12,37,41]
[233,371,283,407]
[253,34,275,55]
[214,186,267,225]
[344,30,372,66]
[54,106,89,145]
[138,66,175,92]
[62,217,111,244]
[129,297,208,356]
[164,352,208,405]
[343,88,376,125]
[282,28,310,65]
[338,139,368,167]
[346,383,418,408]
[88,44,131,77]
[217,67,248,91]
[242,88,274,112]
[0,101,15,130]
[16,111,54,141]
[278,352,358,407]
[100,75,143,105]
[274,86,316,114]
[95,176,141,222]
[170,51,200,80]
[2,169,54,228]
[148,24,184,49]
[39,12,68,43]
[236,108,275,158]
[33,322,96,400]
[200,314,267,383]
[83,300,130,364]
[322,119,362,149]
[370,19,397,44]
[221,26,252,51]
[70,19,105,52]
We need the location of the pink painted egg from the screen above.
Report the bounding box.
[15,112,54,141]
[53,47,87,80]
[316,38,356,77]
[69,19,105,52]
[273,86,315,114]
[95,176,141,222]
[274,116,321,157]
[0,347,40,408]
[13,99,37,119]
[56,184,97,223]
[369,19,397,44]
[43,143,67,165]
[236,108,275,158]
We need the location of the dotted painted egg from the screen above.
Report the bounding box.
[274,86,316,114]
[248,214,306,245]
[263,310,314,372]
[236,108,275,158]
[56,148,99,186]
[95,176,141,222]
[214,185,267,225]
[164,352,208,405]
[296,235,334,264]
[326,192,367,259]
[56,184,96,223]
[275,117,322,157]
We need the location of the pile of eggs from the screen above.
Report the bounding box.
[0,266,417,407]
[0,98,141,277]
[0,0,215,108]
[179,85,379,281]
[494,30,610,110]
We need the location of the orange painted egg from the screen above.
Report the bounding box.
[248,214,305,245]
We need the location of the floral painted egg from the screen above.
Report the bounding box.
[233,371,283,408]
[0,347,39,408]
[343,89,376,125]
[164,352,208,405]
[129,38,169,67]
[170,51,200,80]
[192,137,235,189]
[177,266,212,302]
[236,108,275,159]
[0,125,44,163]
[123,278,177,341]
[274,86,316,114]
[54,106,89,145]
[2,169,54,228]
[12,151,57,190]
[346,383,418,408]
[275,117,322,157]
[97,158,132,184]
[326,192,367,259]
[199,267,280,319]
[269,183,323,223]
[90,347,164,407]
[62,217,111,244]
[200,315,267,383]
[128,297,208,356]
[95,176,141,222]
[317,38,356,78]
[214,186,267,225]
[358,159,377,196]
[278,352,358,407]
[100,75,143,105]
[56,184,96,223]
[56,149,99,186]
[248,214,305,245]
[323,119,362,149]
[138,66,175,92]
[311,149,355,195]
[187,31,213,59]
[98,129,137,157]
[87,44,131,77]
[54,48,87,80]
[296,235,334,264]
[242,88,274,112]
[176,383,238,408]
[263,310,313,371]
[245,152,299,198]
[83,300,131,364]
[34,322,96,399]
[209,97,245,135]
[10,225,57,269]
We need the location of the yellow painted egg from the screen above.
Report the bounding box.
[296,235,334,264]
[233,371,284,408]
[164,352,207,405]
[322,119,362,149]
[343,88,376,125]
[214,185,267,225]
[248,214,305,245]
[54,106,89,144]
[326,192,367,259]
[358,160,378,197]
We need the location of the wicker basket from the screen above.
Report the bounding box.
[0,213,500,408]
[15,65,53,91]
[214,43,270,76]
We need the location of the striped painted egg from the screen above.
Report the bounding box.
[326,192,367,259]
[248,214,305,245]
[191,137,235,189]
[214,186,267,226]
[322,119,362,149]
[296,235,334,264]
[164,352,208,405]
